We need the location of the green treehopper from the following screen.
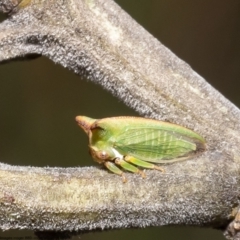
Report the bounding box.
[76,116,206,182]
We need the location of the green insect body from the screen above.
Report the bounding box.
[76,116,206,182]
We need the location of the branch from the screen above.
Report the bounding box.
[0,0,240,239]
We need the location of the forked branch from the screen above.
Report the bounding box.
[0,0,240,239]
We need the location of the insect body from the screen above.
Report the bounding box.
[76,116,206,182]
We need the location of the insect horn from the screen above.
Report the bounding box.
[75,116,96,134]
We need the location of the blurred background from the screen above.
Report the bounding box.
[1,0,239,239]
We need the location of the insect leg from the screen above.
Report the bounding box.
[104,161,127,183]
[124,156,165,173]
[114,158,146,178]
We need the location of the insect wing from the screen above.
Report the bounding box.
[114,127,198,163]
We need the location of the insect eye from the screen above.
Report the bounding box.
[97,151,109,160]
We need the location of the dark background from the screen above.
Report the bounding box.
[1,0,239,239]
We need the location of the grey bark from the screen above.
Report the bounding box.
[0,0,239,239]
